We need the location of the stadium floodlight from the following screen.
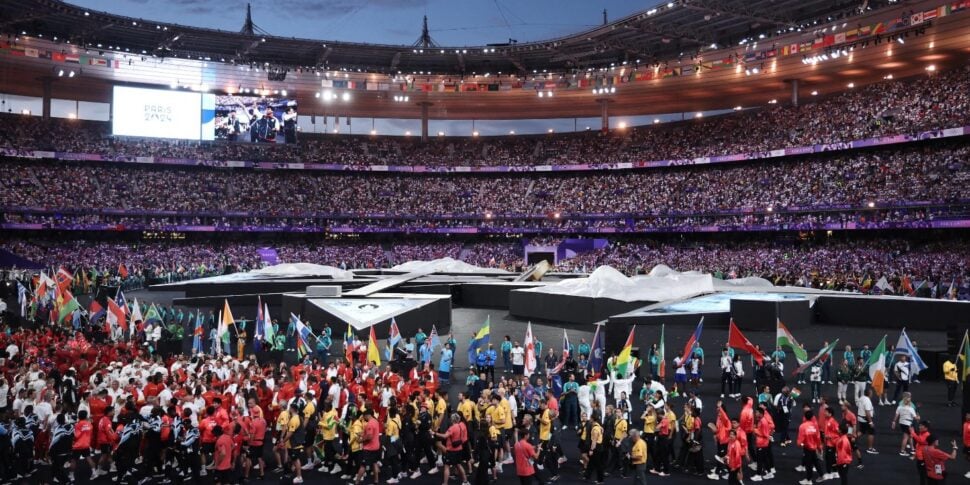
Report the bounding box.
[68,71,75,78]
[341,92,350,101]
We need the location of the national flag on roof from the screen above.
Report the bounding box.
[678,317,704,363]
[466,316,489,364]
[615,326,636,377]
[893,328,928,375]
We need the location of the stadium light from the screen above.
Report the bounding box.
[811,90,818,96]
[21,109,30,115]
[57,69,64,77]
[867,201,875,208]
[68,71,75,78]
[847,82,855,88]
[509,130,515,135]
[472,131,479,137]
[653,119,660,124]
[341,92,351,101]
[733,106,742,111]
[618,122,627,129]
[925,64,936,72]
[547,128,554,133]
[370,129,377,135]
[281,90,287,96]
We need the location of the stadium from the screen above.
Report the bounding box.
[0,0,969,484]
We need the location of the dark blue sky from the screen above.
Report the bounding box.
[70,0,653,47]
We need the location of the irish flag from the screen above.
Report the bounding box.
[615,326,636,377]
[776,319,809,364]
[219,299,234,348]
[868,335,889,396]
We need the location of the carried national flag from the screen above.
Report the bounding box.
[588,323,606,377]
[293,314,312,359]
[254,296,265,352]
[615,326,636,377]
[118,263,129,278]
[792,339,840,376]
[678,317,705,363]
[219,299,235,346]
[728,319,765,365]
[524,322,537,377]
[467,316,490,364]
[89,300,105,324]
[389,318,403,349]
[57,296,81,324]
[776,319,809,364]
[115,289,128,314]
[262,302,275,342]
[56,266,73,290]
[956,330,970,382]
[144,303,163,326]
[192,311,204,353]
[17,282,29,317]
[657,324,666,380]
[428,325,441,351]
[344,324,355,363]
[893,328,928,375]
[107,298,127,335]
[129,298,143,337]
[868,335,889,396]
[367,326,381,365]
[551,329,570,374]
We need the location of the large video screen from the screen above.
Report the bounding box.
[112,86,208,140]
[214,95,298,143]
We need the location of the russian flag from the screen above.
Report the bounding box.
[678,317,705,363]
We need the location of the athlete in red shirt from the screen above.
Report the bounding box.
[753,408,775,479]
[72,410,100,479]
[726,429,745,485]
[797,410,825,484]
[923,436,958,482]
[96,405,118,473]
[835,423,854,483]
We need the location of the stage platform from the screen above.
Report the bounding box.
[131,265,970,374]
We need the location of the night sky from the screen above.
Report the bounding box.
[69,0,652,47]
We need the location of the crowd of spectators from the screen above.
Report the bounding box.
[2,236,967,299]
[1,140,967,220]
[0,66,967,167]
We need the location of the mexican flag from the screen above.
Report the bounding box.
[868,336,888,396]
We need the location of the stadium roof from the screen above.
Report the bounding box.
[2,0,894,75]
[0,0,968,120]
